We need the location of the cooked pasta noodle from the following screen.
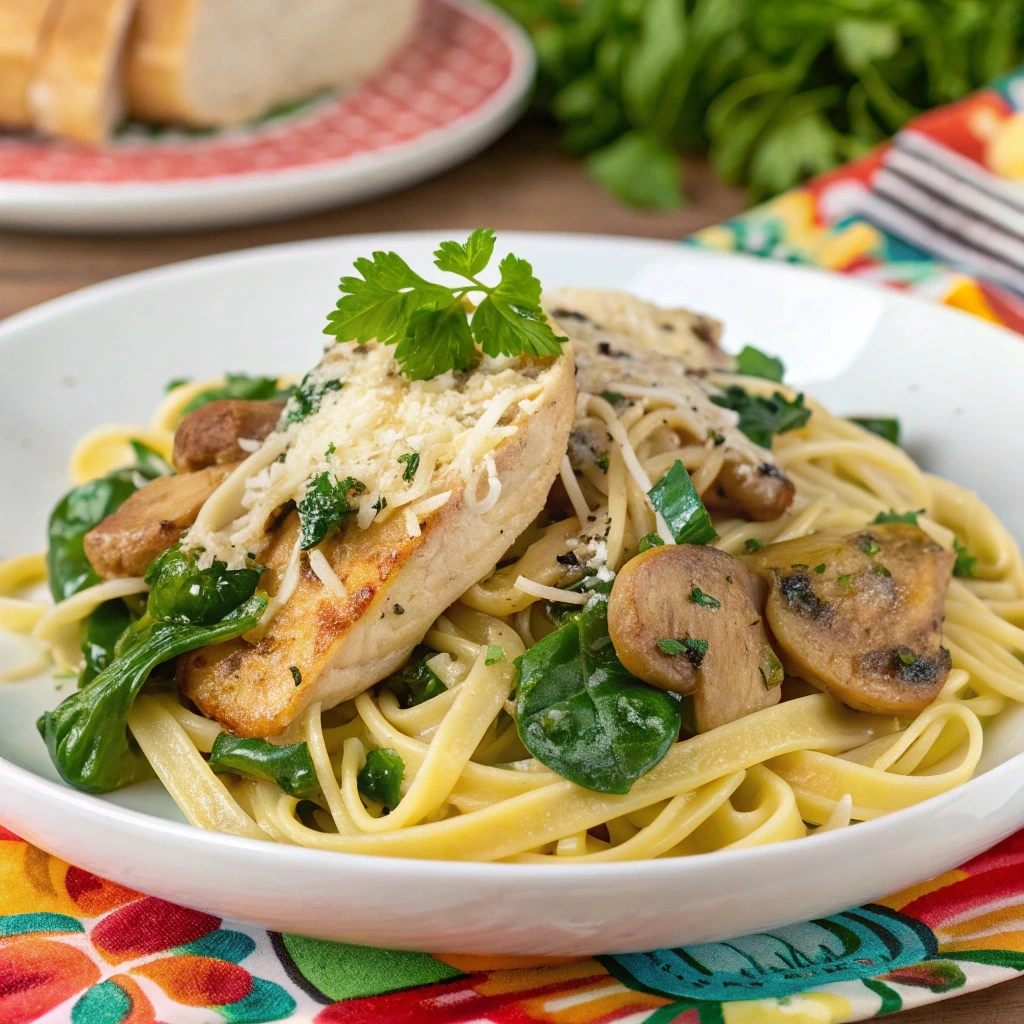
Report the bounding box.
[5,365,1023,865]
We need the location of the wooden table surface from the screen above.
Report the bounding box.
[1,119,1022,1023]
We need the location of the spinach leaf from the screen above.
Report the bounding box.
[145,545,264,625]
[711,386,811,448]
[850,416,901,445]
[38,595,266,793]
[208,734,320,799]
[381,646,447,707]
[638,533,664,552]
[181,373,293,415]
[79,600,133,688]
[297,472,366,549]
[129,440,175,477]
[515,594,681,794]
[736,345,785,382]
[279,373,342,428]
[648,460,717,545]
[46,469,145,602]
[357,747,405,810]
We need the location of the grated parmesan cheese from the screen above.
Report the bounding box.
[308,549,347,600]
[514,577,590,605]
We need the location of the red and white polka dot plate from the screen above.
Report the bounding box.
[0,0,533,232]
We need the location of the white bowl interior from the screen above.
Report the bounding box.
[2,232,1023,954]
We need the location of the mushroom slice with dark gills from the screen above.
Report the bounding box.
[607,544,783,732]
[751,523,955,715]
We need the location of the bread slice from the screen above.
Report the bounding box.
[27,0,140,145]
[126,0,420,129]
[178,341,576,738]
[0,0,60,129]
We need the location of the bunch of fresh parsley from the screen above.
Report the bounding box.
[495,0,1024,207]
[324,229,566,379]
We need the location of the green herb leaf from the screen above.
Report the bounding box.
[485,644,505,666]
[358,747,405,810]
[690,587,721,610]
[165,377,191,392]
[129,441,175,478]
[38,595,266,793]
[297,472,366,550]
[638,533,664,553]
[736,345,785,382]
[325,233,566,379]
[209,734,319,798]
[745,538,764,552]
[859,537,881,557]
[381,647,447,708]
[657,636,709,668]
[79,600,133,688]
[656,638,686,656]
[953,538,977,578]
[290,665,302,686]
[398,452,420,482]
[280,373,343,428]
[182,373,292,415]
[711,386,811,448]
[45,453,168,604]
[144,545,264,625]
[760,649,785,689]
[587,131,684,209]
[515,594,681,794]
[851,417,901,445]
[433,227,496,278]
[874,509,922,525]
[648,460,717,545]
[814,563,827,574]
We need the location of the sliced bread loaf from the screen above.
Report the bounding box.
[27,0,140,145]
[126,0,420,129]
[0,0,61,129]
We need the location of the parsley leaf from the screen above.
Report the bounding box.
[657,637,708,668]
[638,533,664,553]
[745,538,764,552]
[324,232,566,380]
[485,644,505,665]
[874,509,922,525]
[297,472,366,549]
[690,587,721,610]
[398,452,420,482]
[381,647,447,708]
[280,373,342,428]
[736,345,784,382]
[953,538,977,578]
[711,386,811,448]
[851,417,901,445]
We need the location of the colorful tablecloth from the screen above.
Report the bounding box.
[6,68,1024,1024]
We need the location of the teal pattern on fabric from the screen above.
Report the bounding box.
[215,977,297,1023]
[609,905,937,1002]
[175,928,257,963]
[0,912,84,936]
[70,980,132,1024]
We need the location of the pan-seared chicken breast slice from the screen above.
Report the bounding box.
[179,340,575,737]
[545,288,796,522]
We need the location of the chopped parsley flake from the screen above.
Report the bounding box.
[690,587,721,610]
[638,533,664,553]
[953,538,977,578]
[745,538,764,552]
[485,645,505,665]
[657,637,708,669]
[398,452,420,482]
[859,537,881,557]
[814,563,826,574]
[596,452,610,472]
[874,509,922,525]
[289,666,302,686]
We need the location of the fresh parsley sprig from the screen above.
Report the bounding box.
[323,229,567,380]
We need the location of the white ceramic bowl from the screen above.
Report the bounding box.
[1,233,1023,956]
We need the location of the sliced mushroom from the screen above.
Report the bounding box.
[704,459,796,523]
[172,399,285,472]
[83,464,234,579]
[607,545,782,732]
[750,523,955,715]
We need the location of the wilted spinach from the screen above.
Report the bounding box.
[357,747,405,810]
[181,373,294,415]
[515,593,681,794]
[79,600,133,688]
[38,595,266,793]
[297,472,366,549]
[208,734,320,799]
[145,545,264,625]
[648,460,717,545]
[380,647,447,707]
[711,386,811,448]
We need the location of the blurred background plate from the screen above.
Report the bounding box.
[0,0,534,233]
